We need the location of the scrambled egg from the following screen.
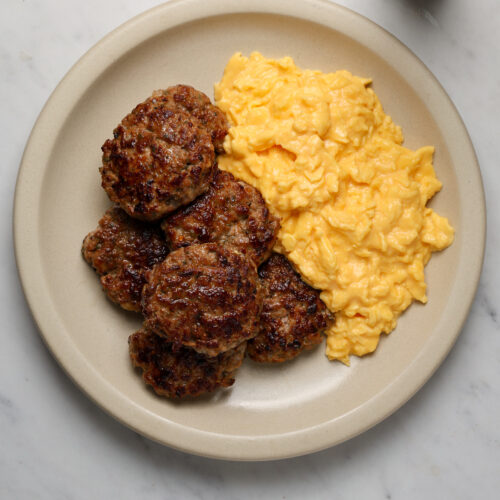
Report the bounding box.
[214,52,454,364]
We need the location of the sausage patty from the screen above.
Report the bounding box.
[158,85,229,153]
[142,243,262,356]
[101,91,215,220]
[162,169,280,266]
[247,253,334,363]
[129,329,246,398]
[82,207,169,312]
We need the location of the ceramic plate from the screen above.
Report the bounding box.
[14,0,485,460]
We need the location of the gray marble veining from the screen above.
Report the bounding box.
[1,0,499,498]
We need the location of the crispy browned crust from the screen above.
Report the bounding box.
[247,254,334,363]
[142,243,262,356]
[129,329,246,398]
[159,85,229,153]
[100,91,215,221]
[162,169,280,266]
[82,207,169,311]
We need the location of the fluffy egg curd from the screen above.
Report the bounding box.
[214,52,454,364]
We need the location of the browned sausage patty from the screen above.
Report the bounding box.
[82,207,169,312]
[142,243,262,356]
[161,169,280,266]
[158,85,229,153]
[247,254,334,363]
[129,329,246,398]
[101,91,215,221]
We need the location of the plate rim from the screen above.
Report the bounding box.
[13,0,486,461]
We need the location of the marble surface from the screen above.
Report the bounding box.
[1,0,499,498]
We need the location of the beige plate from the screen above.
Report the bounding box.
[14,0,485,460]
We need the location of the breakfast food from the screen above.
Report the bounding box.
[82,207,169,312]
[142,243,262,357]
[159,85,229,153]
[247,253,333,363]
[162,169,280,266]
[100,88,216,220]
[84,52,456,399]
[215,52,455,364]
[129,329,246,398]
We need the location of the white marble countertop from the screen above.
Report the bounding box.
[1,0,499,498]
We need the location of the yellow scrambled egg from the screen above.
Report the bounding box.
[214,52,454,364]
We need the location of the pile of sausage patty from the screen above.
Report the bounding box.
[82,84,335,399]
